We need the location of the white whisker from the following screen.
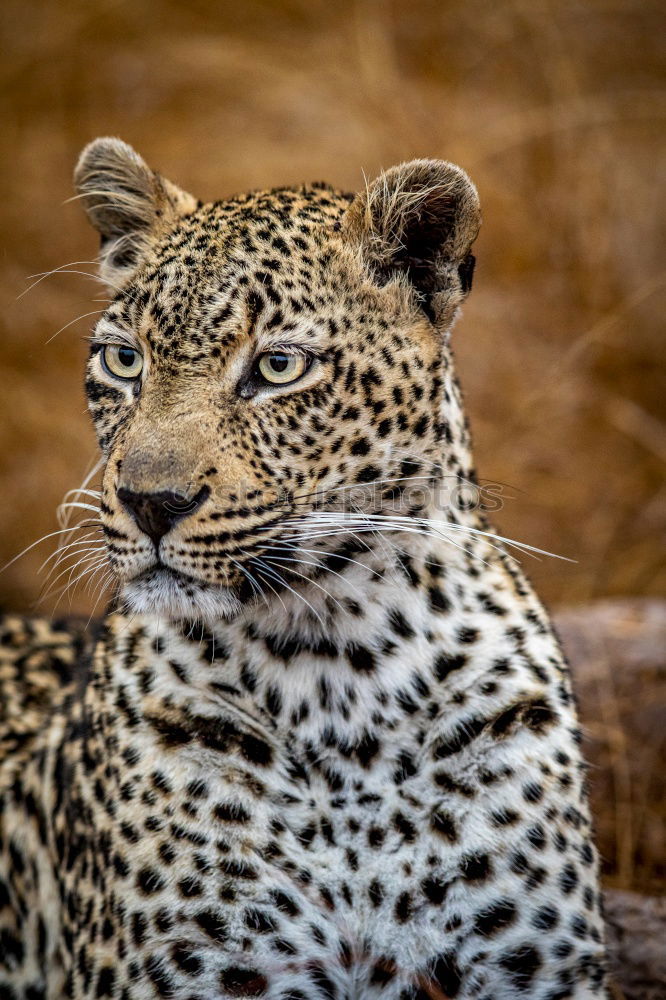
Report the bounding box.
[271,511,573,563]
[18,267,108,300]
[37,532,101,574]
[41,550,107,599]
[265,543,384,580]
[57,501,101,515]
[58,458,104,529]
[39,554,108,610]
[41,545,105,586]
[253,558,324,625]
[45,309,104,345]
[229,557,270,609]
[1,523,99,573]
[85,570,116,624]
[263,555,348,612]
[61,488,102,501]
[84,560,111,596]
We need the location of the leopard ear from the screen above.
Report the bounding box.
[342,159,481,325]
[74,137,197,288]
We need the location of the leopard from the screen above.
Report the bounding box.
[0,138,608,999]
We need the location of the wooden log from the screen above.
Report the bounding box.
[554,600,666,999]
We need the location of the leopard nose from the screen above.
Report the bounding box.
[116,485,210,546]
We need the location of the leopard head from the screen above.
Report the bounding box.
[75,138,480,621]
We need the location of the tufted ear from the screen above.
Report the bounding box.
[342,159,481,326]
[74,137,198,288]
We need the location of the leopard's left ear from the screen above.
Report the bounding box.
[342,159,481,326]
[74,137,198,288]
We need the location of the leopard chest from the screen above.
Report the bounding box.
[66,698,462,994]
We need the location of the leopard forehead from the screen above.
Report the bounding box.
[97,184,423,373]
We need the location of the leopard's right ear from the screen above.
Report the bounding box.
[74,138,197,288]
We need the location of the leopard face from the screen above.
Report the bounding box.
[76,140,480,621]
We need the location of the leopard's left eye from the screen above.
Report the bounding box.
[102,345,143,380]
[257,353,307,385]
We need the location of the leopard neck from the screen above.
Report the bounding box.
[91,514,553,785]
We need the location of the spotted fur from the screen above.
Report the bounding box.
[0,139,607,998]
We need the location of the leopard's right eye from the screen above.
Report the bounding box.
[102,345,143,380]
[256,352,308,385]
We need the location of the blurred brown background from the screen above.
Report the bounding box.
[0,0,664,903]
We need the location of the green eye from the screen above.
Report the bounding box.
[257,352,307,385]
[102,345,143,380]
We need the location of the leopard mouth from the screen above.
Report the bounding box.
[121,563,248,622]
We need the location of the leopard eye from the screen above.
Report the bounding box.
[257,352,307,385]
[102,345,143,380]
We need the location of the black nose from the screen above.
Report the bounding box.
[117,485,209,546]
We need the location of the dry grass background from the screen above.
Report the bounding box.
[0,0,664,897]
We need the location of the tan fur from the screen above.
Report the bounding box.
[0,142,606,999]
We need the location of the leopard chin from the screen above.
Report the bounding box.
[121,566,244,623]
